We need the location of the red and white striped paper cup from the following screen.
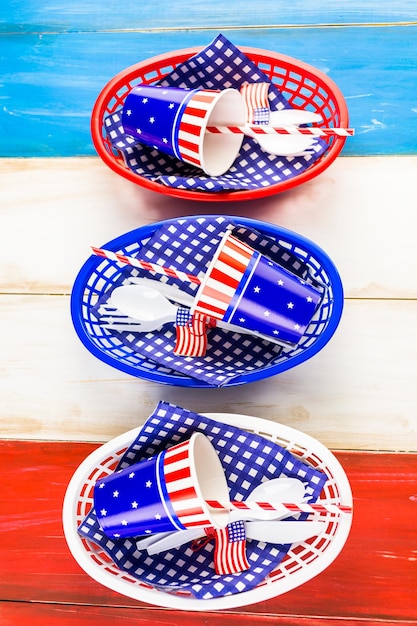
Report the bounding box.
[121,85,246,176]
[190,229,323,346]
[94,433,229,539]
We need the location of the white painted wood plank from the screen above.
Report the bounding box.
[1,294,416,451]
[1,156,417,299]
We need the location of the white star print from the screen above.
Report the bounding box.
[113,490,119,497]
[145,530,152,534]
[100,509,107,516]
[307,296,313,303]
[136,128,142,134]
[294,324,300,330]
[142,97,148,103]
[287,302,294,309]
[162,138,168,143]
[155,514,162,520]
[98,483,105,489]
[121,520,128,526]
[146,480,152,488]
[264,310,271,317]
[131,501,138,508]
[239,317,246,323]
[254,286,261,293]
[273,330,280,335]
[129,472,135,478]
[278,280,284,286]
[114,533,120,538]
[168,103,175,109]
[126,109,132,116]
[149,116,155,123]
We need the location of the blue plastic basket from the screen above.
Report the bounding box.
[71,216,343,387]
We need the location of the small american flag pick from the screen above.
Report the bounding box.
[240,82,270,125]
[205,520,250,575]
[174,308,215,357]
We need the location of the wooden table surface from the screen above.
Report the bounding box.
[1,2,417,624]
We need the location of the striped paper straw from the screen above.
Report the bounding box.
[91,246,202,285]
[206,500,352,515]
[206,125,354,137]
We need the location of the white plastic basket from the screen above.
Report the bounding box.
[63,413,352,610]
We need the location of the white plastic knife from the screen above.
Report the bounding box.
[142,520,325,555]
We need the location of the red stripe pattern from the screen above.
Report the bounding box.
[91,247,202,284]
[174,308,215,357]
[205,500,352,515]
[205,125,355,137]
[240,81,270,125]
[205,521,250,575]
[163,439,214,528]
[192,232,254,320]
[177,90,220,169]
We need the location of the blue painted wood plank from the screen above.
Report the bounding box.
[1,27,416,157]
[1,0,416,32]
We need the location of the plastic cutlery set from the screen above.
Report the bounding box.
[142,520,326,555]
[135,476,327,555]
[99,281,294,347]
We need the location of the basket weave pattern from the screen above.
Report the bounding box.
[91,47,348,201]
[64,414,352,610]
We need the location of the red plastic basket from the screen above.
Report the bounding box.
[91,46,349,202]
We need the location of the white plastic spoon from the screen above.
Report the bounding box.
[129,278,196,308]
[245,110,322,156]
[137,476,306,553]
[206,108,323,156]
[106,284,293,347]
[110,286,175,330]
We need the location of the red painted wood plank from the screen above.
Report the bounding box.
[0,441,416,622]
[2,601,412,626]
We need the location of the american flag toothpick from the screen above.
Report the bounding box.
[205,520,250,575]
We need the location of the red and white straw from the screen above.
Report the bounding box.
[91,246,202,285]
[206,125,354,137]
[206,500,352,516]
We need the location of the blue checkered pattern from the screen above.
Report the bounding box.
[228,520,246,542]
[104,34,327,193]
[92,217,325,386]
[78,402,327,599]
[175,308,193,326]
[253,107,271,125]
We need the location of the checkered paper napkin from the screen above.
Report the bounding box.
[93,216,325,387]
[104,33,327,193]
[78,401,327,600]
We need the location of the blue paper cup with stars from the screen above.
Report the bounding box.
[94,432,230,538]
[191,229,324,346]
[121,84,245,176]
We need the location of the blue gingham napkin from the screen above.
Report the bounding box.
[78,401,327,600]
[104,33,327,192]
[93,216,325,387]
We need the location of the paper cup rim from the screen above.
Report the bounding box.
[188,432,230,528]
[197,88,245,176]
[191,228,235,315]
